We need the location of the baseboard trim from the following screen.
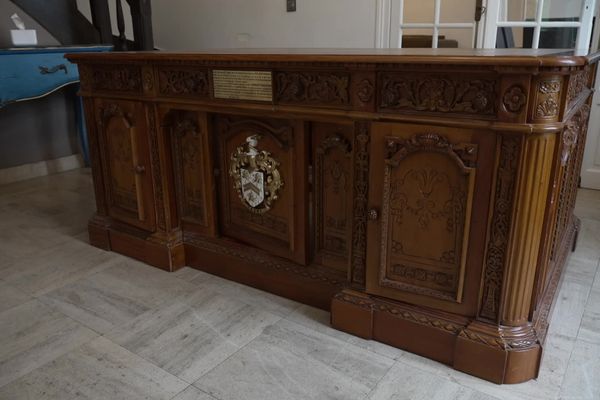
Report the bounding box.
[0,154,83,185]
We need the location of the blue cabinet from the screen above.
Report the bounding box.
[0,46,112,164]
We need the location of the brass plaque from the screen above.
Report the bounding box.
[213,70,272,101]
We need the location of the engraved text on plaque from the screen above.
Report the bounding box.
[213,70,273,102]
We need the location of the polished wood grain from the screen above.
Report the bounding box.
[67,49,598,385]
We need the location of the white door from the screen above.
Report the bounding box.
[581,11,600,189]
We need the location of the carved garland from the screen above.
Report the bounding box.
[379,73,496,115]
[275,71,350,105]
[480,135,521,321]
[351,122,370,285]
[158,68,210,96]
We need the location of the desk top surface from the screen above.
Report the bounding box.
[66,48,600,67]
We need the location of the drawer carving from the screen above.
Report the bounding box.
[275,71,350,106]
[379,73,496,115]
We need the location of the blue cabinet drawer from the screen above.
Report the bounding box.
[0,46,112,106]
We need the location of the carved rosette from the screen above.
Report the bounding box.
[90,65,142,92]
[379,73,496,115]
[356,79,375,104]
[480,136,521,321]
[275,71,350,106]
[229,135,284,214]
[502,85,527,113]
[158,67,210,96]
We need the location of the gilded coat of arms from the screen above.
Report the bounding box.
[229,135,283,214]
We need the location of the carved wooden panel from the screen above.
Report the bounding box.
[274,71,350,107]
[167,110,216,236]
[380,134,476,301]
[86,65,142,93]
[549,105,591,262]
[378,72,496,116]
[366,123,495,311]
[94,99,155,231]
[530,76,563,122]
[216,115,308,264]
[566,68,591,110]
[312,123,354,273]
[158,67,210,97]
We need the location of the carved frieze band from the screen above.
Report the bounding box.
[158,67,210,97]
[275,71,350,106]
[86,65,142,93]
[480,135,521,321]
[351,122,370,285]
[379,73,496,115]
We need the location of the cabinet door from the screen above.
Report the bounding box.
[216,115,308,265]
[95,99,156,231]
[366,122,495,314]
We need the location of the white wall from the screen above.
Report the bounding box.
[151,0,377,50]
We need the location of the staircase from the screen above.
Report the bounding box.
[10,0,154,51]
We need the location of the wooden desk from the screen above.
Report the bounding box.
[67,48,597,384]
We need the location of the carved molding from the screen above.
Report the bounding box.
[351,122,370,285]
[315,133,353,262]
[379,73,496,115]
[142,68,154,92]
[148,109,166,230]
[158,68,210,96]
[185,233,344,287]
[169,112,206,225]
[480,136,521,321]
[502,85,527,113]
[333,291,465,334]
[459,326,538,350]
[275,71,350,105]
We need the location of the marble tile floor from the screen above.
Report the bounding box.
[0,168,599,399]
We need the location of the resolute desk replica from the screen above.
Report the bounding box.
[67,48,597,384]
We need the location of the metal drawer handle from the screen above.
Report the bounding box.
[134,165,146,174]
[39,64,68,75]
[368,208,379,221]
